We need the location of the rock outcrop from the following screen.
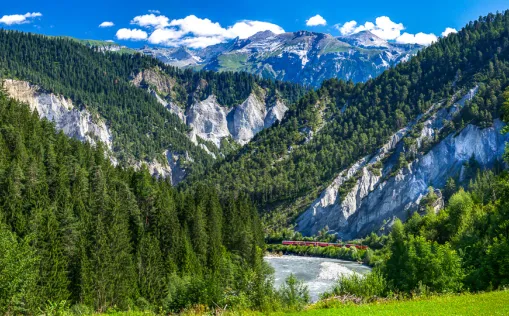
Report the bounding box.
[296,87,508,239]
[3,79,113,151]
[134,150,187,185]
[3,79,188,185]
[187,95,232,147]
[132,69,288,149]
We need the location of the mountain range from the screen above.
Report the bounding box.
[138,30,421,87]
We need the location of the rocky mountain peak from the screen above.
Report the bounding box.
[340,30,390,48]
[248,30,276,42]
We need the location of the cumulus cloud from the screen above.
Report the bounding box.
[116,28,148,41]
[336,16,439,46]
[306,14,326,26]
[99,21,114,28]
[396,32,437,45]
[441,27,457,37]
[337,16,403,40]
[337,20,358,35]
[169,15,225,36]
[131,14,169,29]
[130,14,284,47]
[225,20,284,39]
[0,12,42,25]
[148,28,184,45]
[180,36,226,48]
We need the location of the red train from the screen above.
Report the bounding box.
[282,240,368,250]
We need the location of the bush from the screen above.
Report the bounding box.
[323,269,388,300]
[278,274,310,311]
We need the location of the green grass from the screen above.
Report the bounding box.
[282,291,509,316]
[70,291,509,315]
[217,53,249,71]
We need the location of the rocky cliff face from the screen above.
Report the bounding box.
[3,79,186,185]
[133,69,288,148]
[188,93,286,146]
[188,95,232,147]
[3,79,113,151]
[296,87,508,239]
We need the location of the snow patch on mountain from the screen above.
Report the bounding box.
[140,30,421,87]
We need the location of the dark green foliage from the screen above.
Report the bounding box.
[0,224,39,314]
[185,11,509,234]
[384,220,464,293]
[0,30,305,173]
[325,85,509,299]
[0,90,267,313]
[266,244,366,262]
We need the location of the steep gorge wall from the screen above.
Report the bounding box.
[296,87,508,239]
[3,79,186,185]
[134,69,288,149]
[3,79,114,150]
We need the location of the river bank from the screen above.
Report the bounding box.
[266,244,372,264]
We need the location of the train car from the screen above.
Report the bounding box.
[281,241,368,250]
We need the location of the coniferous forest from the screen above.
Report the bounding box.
[186,12,509,232]
[0,30,306,171]
[0,88,273,313]
[1,7,509,316]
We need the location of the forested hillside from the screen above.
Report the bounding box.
[322,97,509,297]
[0,30,305,176]
[0,88,270,313]
[187,12,509,233]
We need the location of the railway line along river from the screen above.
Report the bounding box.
[264,255,371,302]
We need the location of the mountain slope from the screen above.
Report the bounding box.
[141,30,420,87]
[0,88,266,313]
[187,11,509,238]
[0,31,305,184]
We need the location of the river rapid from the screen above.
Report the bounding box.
[264,255,371,302]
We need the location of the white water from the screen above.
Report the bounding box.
[264,255,371,302]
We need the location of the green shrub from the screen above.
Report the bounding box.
[323,269,388,300]
[278,274,310,311]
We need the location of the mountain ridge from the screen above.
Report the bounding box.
[140,30,421,87]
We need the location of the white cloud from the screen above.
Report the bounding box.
[169,15,225,37]
[180,36,226,48]
[131,14,169,29]
[139,14,284,47]
[116,28,148,41]
[99,21,114,28]
[337,20,358,35]
[396,32,438,45]
[225,20,284,39]
[148,28,184,44]
[441,27,457,37]
[337,16,403,40]
[0,12,42,25]
[337,16,438,46]
[339,16,403,40]
[306,14,326,26]
[148,10,160,14]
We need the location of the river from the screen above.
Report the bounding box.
[264,255,371,302]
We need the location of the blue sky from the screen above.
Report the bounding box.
[1,0,508,48]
